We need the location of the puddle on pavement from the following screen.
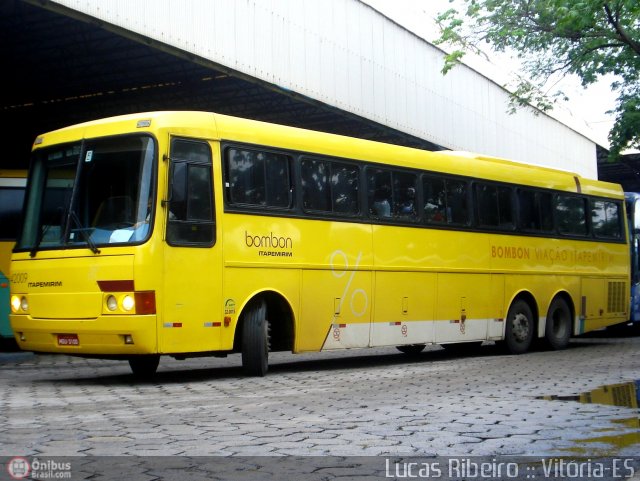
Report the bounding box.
[539,380,640,455]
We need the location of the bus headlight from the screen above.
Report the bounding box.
[101,290,155,315]
[10,295,28,313]
[106,295,118,311]
[122,295,135,312]
[10,295,22,313]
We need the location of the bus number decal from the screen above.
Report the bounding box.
[10,272,27,284]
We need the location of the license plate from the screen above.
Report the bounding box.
[57,334,79,346]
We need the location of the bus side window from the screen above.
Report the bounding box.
[476,183,515,230]
[423,176,469,226]
[226,148,291,209]
[592,199,622,239]
[423,176,447,223]
[301,158,359,215]
[167,139,215,247]
[446,179,469,224]
[392,172,418,220]
[368,169,392,218]
[518,189,553,232]
[330,162,359,215]
[301,158,330,212]
[556,194,587,237]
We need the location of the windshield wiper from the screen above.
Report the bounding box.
[68,211,101,255]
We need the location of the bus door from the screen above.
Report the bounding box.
[161,138,221,354]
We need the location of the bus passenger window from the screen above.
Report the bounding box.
[368,169,392,218]
[592,200,621,239]
[393,172,417,220]
[423,176,468,225]
[226,148,291,209]
[476,183,514,229]
[330,163,359,215]
[301,159,330,212]
[446,180,468,224]
[302,159,359,215]
[518,190,553,232]
[556,195,587,236]
[423,177,446,223]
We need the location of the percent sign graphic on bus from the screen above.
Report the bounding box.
[330,250,368,317]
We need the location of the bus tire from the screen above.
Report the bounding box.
[545,297,572,350]
[504,299,534,354]
[396,344,426,355]
[241,300,269,377]
[128,355,159,378]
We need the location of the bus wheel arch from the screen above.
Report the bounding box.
[234,291,295,376]
[544,293,573,350]
[503,292,537,355]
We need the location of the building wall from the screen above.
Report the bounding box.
[50,0,598,178]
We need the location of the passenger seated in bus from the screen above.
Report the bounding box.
[425,193,446,223]
[372,186,391,217]
[398,187,416,216]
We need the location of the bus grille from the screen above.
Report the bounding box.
[607,281,625,313]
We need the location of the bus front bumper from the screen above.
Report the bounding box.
[9,314,157,355]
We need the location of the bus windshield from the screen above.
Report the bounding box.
[16,135,155,254]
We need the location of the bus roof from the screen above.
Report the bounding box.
[32,111,623,199]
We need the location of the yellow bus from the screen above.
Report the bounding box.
[0,170,27,341]
[10,111,629,376]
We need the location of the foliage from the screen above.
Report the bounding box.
[435,0,640,159]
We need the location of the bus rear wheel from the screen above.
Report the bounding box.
[545,297,572,350]
[504,299,534,354]
[241,300,269,376]
[128,355,160,378]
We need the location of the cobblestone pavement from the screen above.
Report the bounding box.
[0,334,639,459]
[1,335,640,479]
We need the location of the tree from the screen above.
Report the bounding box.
[435,0,640,160]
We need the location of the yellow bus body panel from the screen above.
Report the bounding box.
[10,111,630,359]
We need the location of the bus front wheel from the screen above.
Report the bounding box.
[504,300,534,354]
[241,300,269,376]
[544,297,572,350]
[128,355,160,378]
